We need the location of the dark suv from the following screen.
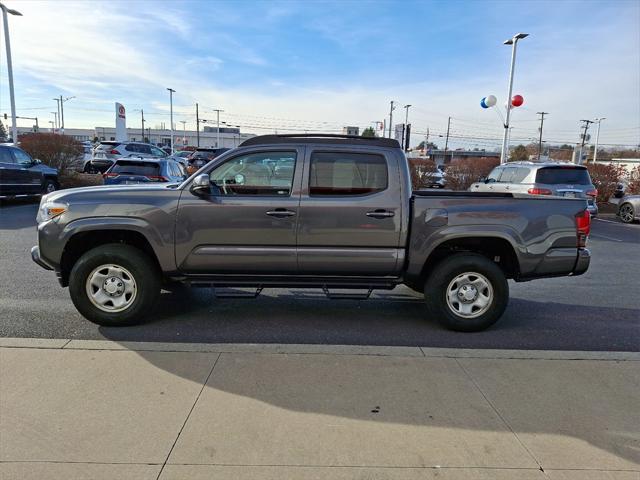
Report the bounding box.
[0,144,59,198]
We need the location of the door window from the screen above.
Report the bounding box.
[11,148,33,165]
[209,151,296,196]
[0,147,15,163]
[151,146,167,157]
[499,167,516,183]
[487,167,502,182]
[309,152,387,196]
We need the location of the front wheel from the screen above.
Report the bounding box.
[42,178,57,194]
[424,253,508,332]
[619,203,635,223]
[69,244,161,326]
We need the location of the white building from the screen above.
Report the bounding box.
[16,126,256,149]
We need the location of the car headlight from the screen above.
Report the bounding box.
[36,201,67,223]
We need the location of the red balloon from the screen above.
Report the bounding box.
[511,95,524,107]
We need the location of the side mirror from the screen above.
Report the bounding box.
[478,176,487,183]
[190,173,210,196]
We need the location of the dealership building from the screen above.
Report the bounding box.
[15,125,256,149]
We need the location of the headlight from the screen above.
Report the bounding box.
[36,201,67,223]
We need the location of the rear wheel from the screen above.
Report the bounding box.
[424,253,508,332]
[619,203,635,223]
[69,244,161,326]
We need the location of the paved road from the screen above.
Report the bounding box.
[1,199,638,351]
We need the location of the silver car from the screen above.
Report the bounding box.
[91,141,169,172]
[470,162,598,216]
[617,195,640,223]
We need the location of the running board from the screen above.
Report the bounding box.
[213,287,263,299]
[322,287,373,300]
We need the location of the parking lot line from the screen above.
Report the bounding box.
[590,233,623,242]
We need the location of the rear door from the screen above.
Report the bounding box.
[0,146,19,196]
[296,148,403,275]
[175,148,303,274]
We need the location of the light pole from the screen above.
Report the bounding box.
[180,120,186,146]
[592,117,605,163]
[500,33,529,164]
[536,111,549,161]
[51,112,58,131]
[167,88,175,153]
[53,98,61,132]
[48,120,55,132]
[1,2,21,142]
[134,109,145,141]
[211,108,223,147]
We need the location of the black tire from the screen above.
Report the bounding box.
[69,243,161,326]
[424,253,508,332]
[42,178,58,194]
[619,203,635,224]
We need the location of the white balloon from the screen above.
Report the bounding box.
[485,95,497,107]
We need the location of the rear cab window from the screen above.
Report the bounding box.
[536,167,591,185]
[111,161,160,176]
[309,151,388,196]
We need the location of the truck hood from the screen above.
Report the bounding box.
[42,183,181,204]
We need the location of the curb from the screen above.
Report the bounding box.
[1,337,639,360]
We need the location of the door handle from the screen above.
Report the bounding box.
[366,209,395,219]
[266,209,296,218]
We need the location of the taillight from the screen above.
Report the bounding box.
[146,176,169,182]
[108,149,119,154]
[586,189,598,197]
[575,209,591,247]
[103,173,118,178]
[528,187,553,195]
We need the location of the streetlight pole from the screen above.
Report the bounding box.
[500,33,529,164]
[180,120,186,147]
[167,88,175,153]
[53,98,61,131]
[536,111,549,162]
[211,108,223,147]
[592,117,605,163]
[1,2,21,142]
[51,112,58,131]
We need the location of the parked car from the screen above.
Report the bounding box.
[102,158,186,185]
[422,168,446,188]
[469,162,598,217]
[0,144,58,198]
[186,147,230,174]
[617,195,640,224]
[32,134,591,332]
[170,150,192,167]
[90,141,169,173]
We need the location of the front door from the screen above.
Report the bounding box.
[175,148,303,274]
[296,148,404,276]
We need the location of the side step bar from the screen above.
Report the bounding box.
[322,287,373,300]
[213,287,263,299]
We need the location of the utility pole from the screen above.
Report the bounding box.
[1,2,22,142]
[53,98,61,131]
[403,104,411,151]
[211,108,223,147]
[578,119,594,165]
[195,103,200,147]
[140,109,145,141]
[51,112,58,131]
[180,120,186,146]
[592,118,605,163]
[167,88,175,153]
[500,33,529,164]
[443,117,451,164]
[58,95,74,131]
[536,112,549,162]
[424,127,430,156]
[388,101,396,139]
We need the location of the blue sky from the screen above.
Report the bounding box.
[0,0,638,149]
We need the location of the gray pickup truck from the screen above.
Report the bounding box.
[31,135,591,331]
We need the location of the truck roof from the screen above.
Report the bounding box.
[240,134,401,149]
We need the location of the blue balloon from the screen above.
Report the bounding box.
[480,97,489,109]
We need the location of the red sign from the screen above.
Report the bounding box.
[118,105,126,119]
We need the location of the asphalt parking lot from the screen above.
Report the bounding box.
[1,199,638,351]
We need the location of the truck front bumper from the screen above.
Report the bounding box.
[31,245,54,271]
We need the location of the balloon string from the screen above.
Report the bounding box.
[494,107,505,126]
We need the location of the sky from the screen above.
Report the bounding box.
[0,0,639,150]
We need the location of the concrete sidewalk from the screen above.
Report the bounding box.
[1,339,638,480]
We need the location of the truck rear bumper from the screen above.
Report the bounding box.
[517,247,590,281]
